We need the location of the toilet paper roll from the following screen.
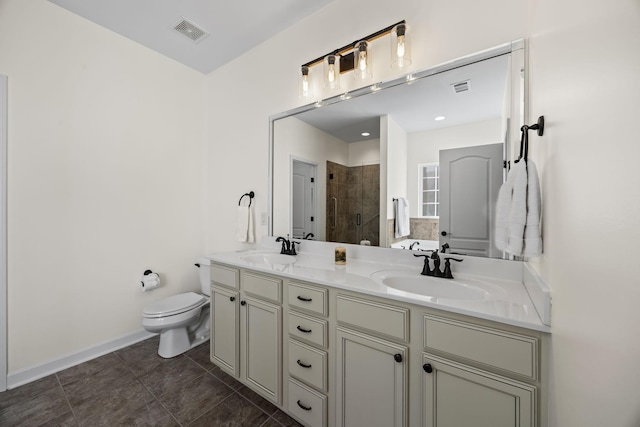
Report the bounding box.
[141,273,160,292]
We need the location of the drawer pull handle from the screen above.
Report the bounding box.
[393,353,403,363]
[296,359,312,369]
[229,296,235,302]
[296,295,313,302]
[423,363,433,373]
[297,400,312,411]
[296,325,312,333]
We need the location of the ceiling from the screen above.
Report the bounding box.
[48,0,334,74]
[294,53,510,142]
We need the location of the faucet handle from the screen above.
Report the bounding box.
[290,241,300,255]
[413,254,432,276]
[443,257,463,279]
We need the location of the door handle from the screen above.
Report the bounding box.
[356,213,361,226]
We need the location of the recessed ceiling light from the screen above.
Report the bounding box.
[435,116,446,121]
[361,132,371,137]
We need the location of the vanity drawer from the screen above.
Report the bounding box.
[337,294,409,342]
[288,311,328,348]
[288,378,327,427]
[287,282,328,317]
[242,271,281,304]
[210,264,239,290]
[423,315,539,380]
[288,339,327,392]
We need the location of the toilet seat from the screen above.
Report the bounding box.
[143,292,206,318]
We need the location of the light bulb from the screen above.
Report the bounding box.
[328,64,336,83]
[302,76,309,97]
[358,50,367,72]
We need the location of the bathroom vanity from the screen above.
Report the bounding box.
[207,239,550,427]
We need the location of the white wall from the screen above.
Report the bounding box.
[406,118,501,216]
[527,0,640,425]
[0,0,206,371]
[272,116,349,241]
[385,116,408,219]
[348,138,380,167]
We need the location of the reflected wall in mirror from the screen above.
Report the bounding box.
[270,40,525,259]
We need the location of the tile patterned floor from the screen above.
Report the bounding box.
[0,337,303,426]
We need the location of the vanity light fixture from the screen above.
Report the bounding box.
[298,20,407,99]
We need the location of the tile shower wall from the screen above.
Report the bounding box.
[327,161,380,245]
[387,218,440,245]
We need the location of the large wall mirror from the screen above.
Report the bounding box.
[269,40,525,259]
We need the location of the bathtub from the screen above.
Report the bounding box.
[390,239,439,250]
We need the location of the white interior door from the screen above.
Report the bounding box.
[439,143,503,258]
[291,160,316,239]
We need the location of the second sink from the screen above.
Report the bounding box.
[370,270,490,300]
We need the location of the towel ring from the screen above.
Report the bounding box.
[238,191,255,207]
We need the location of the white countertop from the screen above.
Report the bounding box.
[208,238,551,333]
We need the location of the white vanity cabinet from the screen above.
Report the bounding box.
[284,280,329,427]
[335,294,409,427]
[209,263,282,404]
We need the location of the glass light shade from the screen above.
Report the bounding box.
[391,23,411,69]
[353,41,373,81]
[299,66,313,99]
[323,54,340,90]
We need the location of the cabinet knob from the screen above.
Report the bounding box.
[296,400,312,411]
[423,363,433,373]
[441,231,447,236]
[240,300,246,306]
[393,353,403,363]
[229,296,235,302]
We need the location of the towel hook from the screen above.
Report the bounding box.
[515,116,544,163]
[238,191,255,207]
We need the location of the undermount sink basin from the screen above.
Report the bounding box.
[241,253,297,265]
[371,271,489,300]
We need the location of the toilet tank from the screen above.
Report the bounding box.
[197,257,212,296]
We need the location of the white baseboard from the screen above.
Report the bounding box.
[6,329,156,390]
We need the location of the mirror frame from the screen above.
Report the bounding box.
[268,39,526,248]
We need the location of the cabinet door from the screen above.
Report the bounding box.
[243,296,282,404]
[210,286,240,377]
[336,327,407,427]
[422,353,536,427]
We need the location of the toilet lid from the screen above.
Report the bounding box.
[143,292,206,317]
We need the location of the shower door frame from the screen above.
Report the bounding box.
[0,74,7,391]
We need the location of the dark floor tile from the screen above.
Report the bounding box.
[57,353,124,386]
[122,351,182,379]
[209,365,243,391]
[61,360,137,407]
[43,410,78,426]
[157,373,233,425]
[0,386,71,427]
[272,409,304,427]
[114,336,160,367]
[106,400,178,427]
[236,386,278,416]
[259,418,286,427]
[72,379,158,426]
[0,375,60,409]
[185,342,215,371]
[139,355,206,397]
[188,392,269,427]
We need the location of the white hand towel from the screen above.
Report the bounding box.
[522,160,542,257]
[495,162,518,251]
[394,197,410,238]
[247,205,255,243]
[236,206,250,243]
[505,161,528,256]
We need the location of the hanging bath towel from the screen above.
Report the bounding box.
[394,197,410,238]
[522,160,542,257]
[236,205,255,243]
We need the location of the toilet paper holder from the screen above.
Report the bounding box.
[141,269,160,291]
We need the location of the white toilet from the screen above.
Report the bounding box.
[142,258,211,358]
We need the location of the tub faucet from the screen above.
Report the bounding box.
[409,241,420,250]
[304,233,315,240]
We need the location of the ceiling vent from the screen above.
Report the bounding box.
[173,18,209,43]
[451,80,471,93]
